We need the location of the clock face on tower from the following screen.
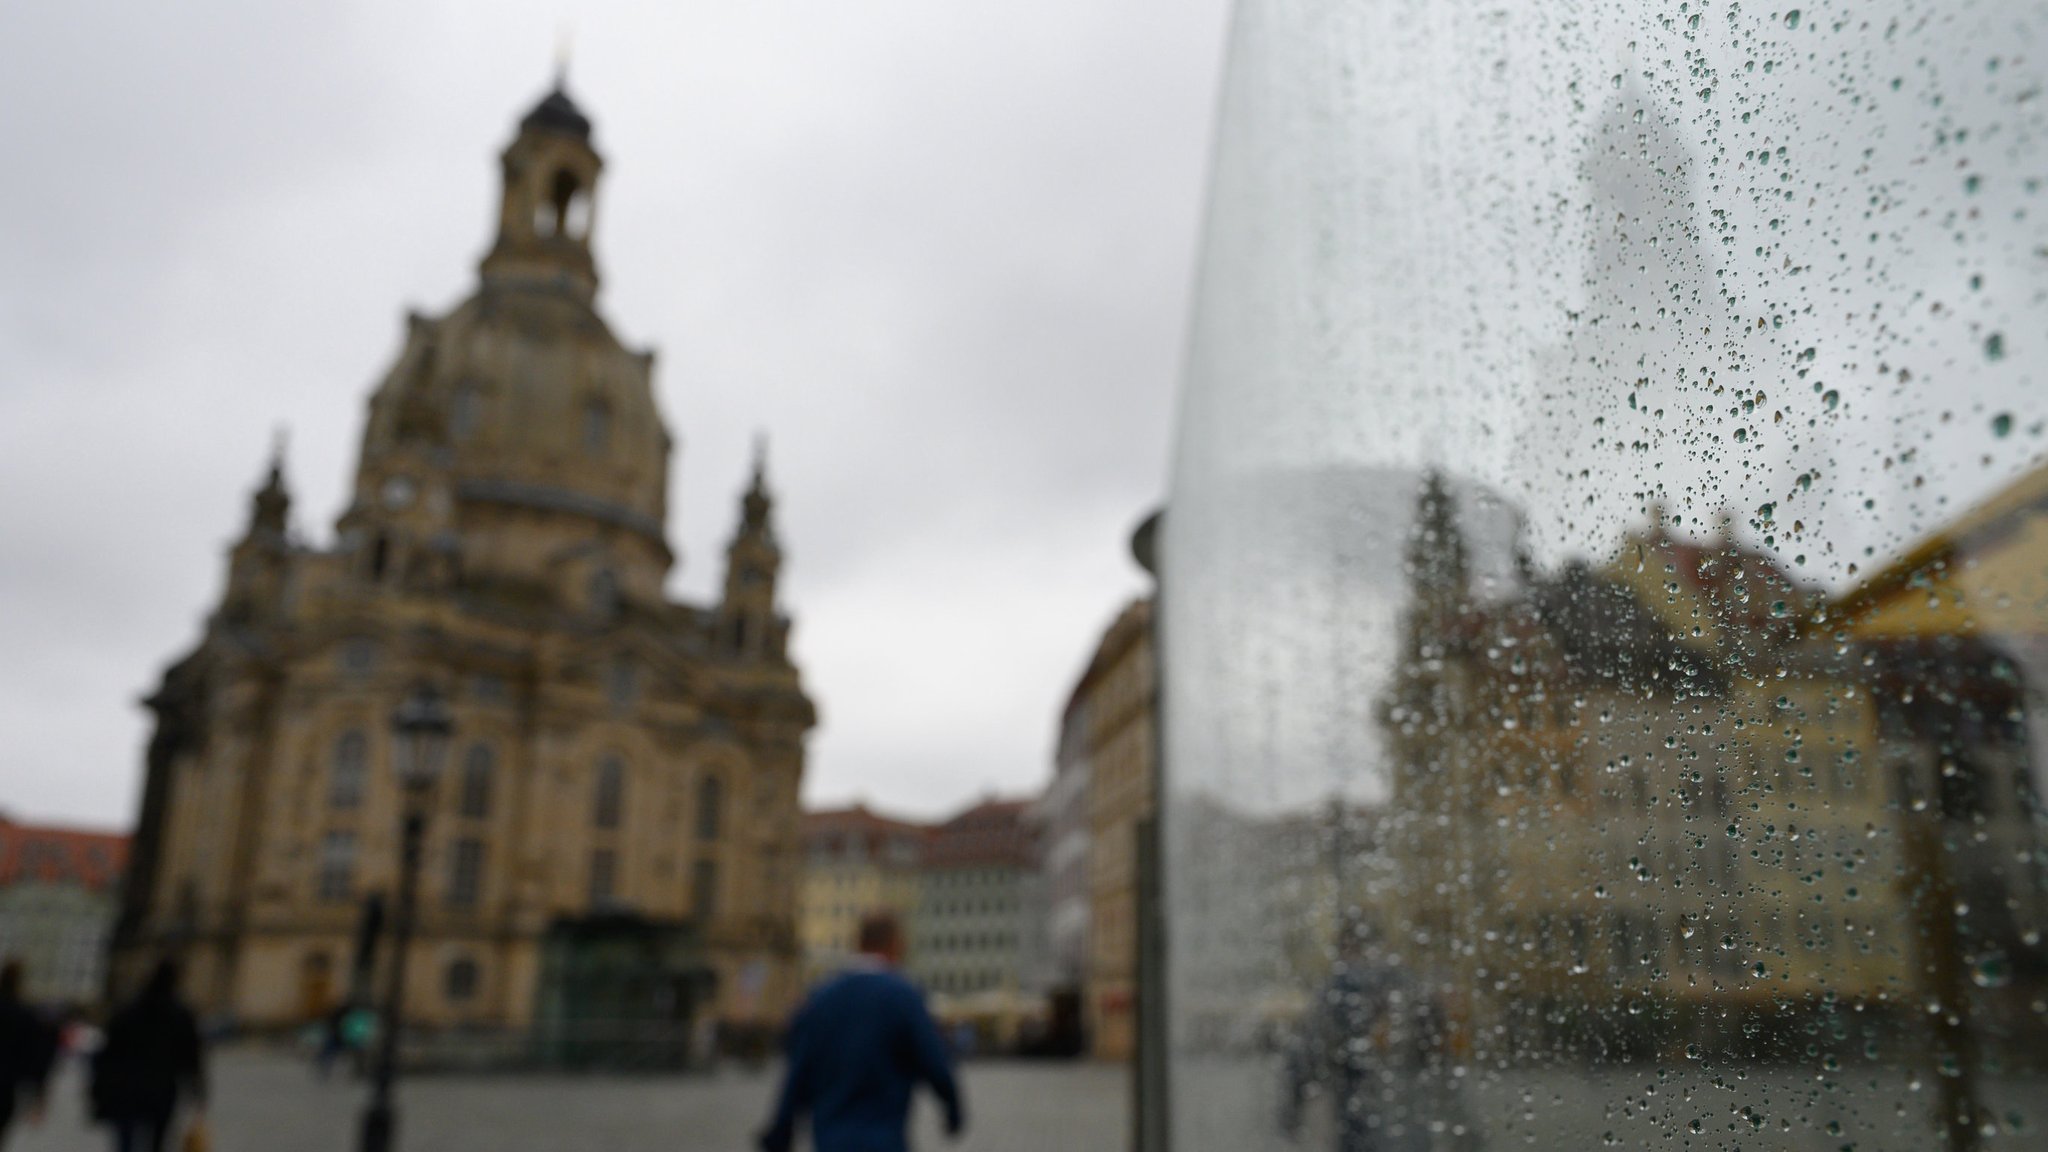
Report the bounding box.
[381,474,417,511]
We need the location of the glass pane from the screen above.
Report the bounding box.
[1162,2,2048,1149]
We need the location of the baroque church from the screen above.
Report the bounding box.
[110,84,816,1044]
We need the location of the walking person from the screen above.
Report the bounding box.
[91,960,207,1152]
[313,1002,350,1080]
[758,912,965,1152]
[0,961,57,1148]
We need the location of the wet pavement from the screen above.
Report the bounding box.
[10,1048,1128,1152]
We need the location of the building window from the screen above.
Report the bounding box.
[692,859,719,920]
[316,832,356,903]
[594,757,625,829]
[696,776,722,842]
[447,837,485,908]
[339,639,377,676]
[330,731,368,810]
[590,571,621,620]
[605,655,636,707]
[589,849,618,908]
[451,382,482,443]
[445,957,480,1002]
[582,399,611,455]
[458,745,494,819]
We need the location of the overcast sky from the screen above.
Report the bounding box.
[0,1,1230,830]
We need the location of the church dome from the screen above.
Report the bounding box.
[342,84,676,598]
[520,85,593,140]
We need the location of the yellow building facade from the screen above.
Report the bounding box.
[798,807,927,982]
[1074,598,1155,1061]
[110,85,815,1040]
[1380,475,1914,1060]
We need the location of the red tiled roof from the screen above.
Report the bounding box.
[801,805,931,862]
[0,816,129,892]
[923,798,1037,870]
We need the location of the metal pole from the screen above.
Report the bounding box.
[360,806,425,1152]
[1130,509,1169,1152]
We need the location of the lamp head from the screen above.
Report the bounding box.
[391,684,454,796]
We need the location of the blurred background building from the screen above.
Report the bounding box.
[799,805,928,980]
[909,798,1045,1047]
[0,815,127,1007]
[1072,597,1156,1061]
[1034,691,1094,1050]
[109,83,815,1056]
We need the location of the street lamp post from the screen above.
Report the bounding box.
[359,684,452,1152]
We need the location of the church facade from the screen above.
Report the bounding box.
[110,85,816,1039]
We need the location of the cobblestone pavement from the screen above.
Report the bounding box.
[9,1049,1129,1152]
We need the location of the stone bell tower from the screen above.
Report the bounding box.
[718,441,789,661]
[480,83,603,301]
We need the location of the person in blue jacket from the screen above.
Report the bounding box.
[759,912,964,1152]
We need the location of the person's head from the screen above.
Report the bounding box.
[0,960,22,1003]
[855,911,904,965]
[142,957,181,1003]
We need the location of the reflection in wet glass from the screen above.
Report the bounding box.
[1161,1,2046,1148]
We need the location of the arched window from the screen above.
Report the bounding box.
[589,570,620,619]
[604,654,636,707]
[444,956,480,1002]
[316,832,357,903]
[451,381,482,443]
[330,731,367,809]
[447,837,485,909]
[594,757,625,830]
[691,858,718,919]
[549,169,582,237]
[588,849,618,907]
[582,399,611,455]
[458,745,494,819]
[564,189,592,240]
[696,776,723,842]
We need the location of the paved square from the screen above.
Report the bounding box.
[8,1050,1129,1152]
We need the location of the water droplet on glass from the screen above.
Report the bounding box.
[1986,332,2006,361]
[1992,412,2014,438]
[1784,9,1801,28]
[1972,951,2012,988]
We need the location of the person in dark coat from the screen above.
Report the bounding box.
[92,960,206,1152]
[758,912,964,1152]
[0,961,57,1148]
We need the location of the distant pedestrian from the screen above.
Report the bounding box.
[91,960,207,1152]
[758,913,964,1152]
[0,961,58,1148]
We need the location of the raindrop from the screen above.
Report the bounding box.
[1972,951,2013,988]
[1992,412,2014,438]
[1784,8,1801,28]
[1985,333,2007,361]
[1822,389,1840,411]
